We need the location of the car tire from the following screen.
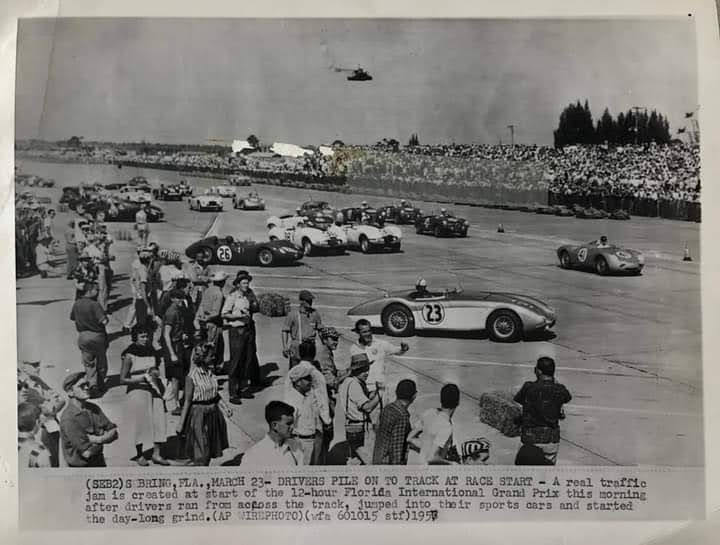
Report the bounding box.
[257,248,274,267]
[434,226,442,237]
[359,236,370,254]
[302,238,313,257]
[382,304,415,337]
[415,223,423,234]
[487,310,522,343]
[559,251,571,269]
[595,256,609,275]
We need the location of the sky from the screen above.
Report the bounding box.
[14,18,698,146]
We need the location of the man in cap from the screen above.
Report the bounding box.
[285,361,331,465]
[282,290,322,368]
[372,379,417,465]
[195,270,227,372]
[334,353,383,459]
[70,282,109,397]
[222,270,260,403]
[242,401,303,467]
[35,236,63,278]
[513,356,571,465]
[59,371,118,467]
[316,326,347,395]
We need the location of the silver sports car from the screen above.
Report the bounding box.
[347,287,556,342]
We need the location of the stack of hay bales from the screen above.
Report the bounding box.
[258,292,291,317]
[478,390,522,437]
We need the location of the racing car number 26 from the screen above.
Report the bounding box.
[422,303,445,324]
[217,245,232,262]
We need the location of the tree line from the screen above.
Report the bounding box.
[553,100,672,148]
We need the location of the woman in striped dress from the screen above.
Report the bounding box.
[176,343,232,465]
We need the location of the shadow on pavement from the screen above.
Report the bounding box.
[17,298,71,307]
[107,296,132,315]
[369,326,556,343]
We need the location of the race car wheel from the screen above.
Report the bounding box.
[559,251,571,269]
[487,310,522,343]
[415,224,423,234]
[195,247,213,263]
[459,229,468,238]
[382,304,415,337]
[257,248,274,267]
[302,238,314,257]
[594,256,609,276]
[434,226,442,237]
[359,236,370,254]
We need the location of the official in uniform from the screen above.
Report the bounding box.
[282,290,322,368]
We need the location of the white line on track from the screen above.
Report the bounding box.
[394,354,649,377]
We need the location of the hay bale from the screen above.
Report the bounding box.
[478,390,522,437]
[258,292,291,317]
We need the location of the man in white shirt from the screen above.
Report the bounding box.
[350,319,408,405]
[408,383,461,465]
[242,401,303,467]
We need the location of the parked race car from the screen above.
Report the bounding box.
[535,205,557,215]
[575,206,608,219]
[206,186,236,198]
[233,191,266,210]
[554,205,575,217]
[268,213,347,256]
[15,174,55,188]
[107,202,164,223]
[556,238,644,275]
[227,175,252,187]
[415,210,469,237]
[339,208,402,253]
[152,184,184,201]
[609,209,631,220]
[347,285,556,342]
[378,200,422,224]
[189,194,223,211]
[185,235,302,267]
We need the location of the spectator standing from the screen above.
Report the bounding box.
[372,379,417,465]
[195,271,227,372]
[64,220,78,279]
[316,326,347,399]
[513,356,572,465]
[282,290,322,368]
[124,247,153,331]
[17,403,52,468]
[135,205,149,246]
[69,282,108,398]
[119,327,172,466]
[59,371,118,467]
[408,383,461,465]
[176,343,231,466]
[163,289,192,414]
[242,401,302,467]
[222,271,259,403]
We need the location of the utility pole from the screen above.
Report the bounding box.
[631,106,643,145]
[507,125,515,146]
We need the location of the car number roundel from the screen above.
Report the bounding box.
[216,245,232,262]
[577,248,588,262]
[422,303,445,324]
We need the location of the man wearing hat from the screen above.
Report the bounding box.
[284,361,331,465]
[59,371,118,467]
[35,235,63,278]
[70,282,109,397]
[316,326,348,398]
[195,270,227,371]
[222,270,260,403]
[124,245,153,331]
[372,379,417,465]
[333,353,383,460]
[282,290,322,368]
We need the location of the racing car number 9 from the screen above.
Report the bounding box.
[217,245,232,262]
[422,303,445,324]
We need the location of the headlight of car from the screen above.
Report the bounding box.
[615,251,631,260]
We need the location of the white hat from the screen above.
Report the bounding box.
[288,362,313,383]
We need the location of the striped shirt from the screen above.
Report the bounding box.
[189,366,219,402]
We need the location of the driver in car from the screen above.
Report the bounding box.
[596,235,610,248]
[411,278,430,298]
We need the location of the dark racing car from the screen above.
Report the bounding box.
[185,235,303,267]
[378,200,422,224]
[299,200,335,217]
[415,209,469,237]
[152,184,184,201]
[557,238,644,275]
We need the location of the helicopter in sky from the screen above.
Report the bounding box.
[333,66,373,81]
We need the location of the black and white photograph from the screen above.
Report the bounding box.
[7,3,717,533]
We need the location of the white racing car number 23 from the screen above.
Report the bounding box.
[422,303,445,324]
